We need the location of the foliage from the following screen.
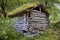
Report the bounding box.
[0,14,24,40]
[34,27,58,40]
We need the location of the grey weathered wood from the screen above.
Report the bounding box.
[28,10,48,31]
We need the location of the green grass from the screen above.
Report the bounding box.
[7,2,39,16]
[34,28,58,40]
[17,27,58,40]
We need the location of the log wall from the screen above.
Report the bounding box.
[28,10,48,31]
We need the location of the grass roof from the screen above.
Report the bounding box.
[7,2,40,16]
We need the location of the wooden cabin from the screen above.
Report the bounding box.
[7,3,49,35]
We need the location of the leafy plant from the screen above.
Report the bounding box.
[0,14,24,40]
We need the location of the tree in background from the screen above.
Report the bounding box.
[0,0,9,17]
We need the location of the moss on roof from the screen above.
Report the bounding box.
[7,2,40,16]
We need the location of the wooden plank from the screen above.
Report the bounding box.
[31,18,47,20]
[31,10,40,13]
[31,11,45,15]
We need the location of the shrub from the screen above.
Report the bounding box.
[0,15,24,40]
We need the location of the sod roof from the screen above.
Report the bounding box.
[7,2,40,16]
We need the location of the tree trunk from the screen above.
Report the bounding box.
[45,0,48,6]
[1,0,6,17]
